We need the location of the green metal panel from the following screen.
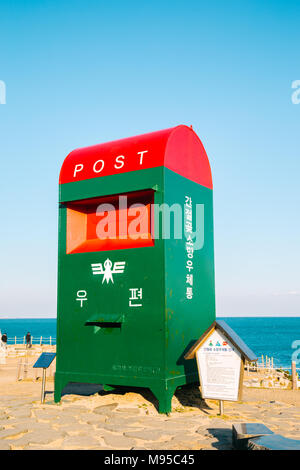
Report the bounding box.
[163,169,216,390]
[55,166,215,413]
[59,167,164,203]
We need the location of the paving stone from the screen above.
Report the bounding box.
[143,441,185,450]
[124,429,172,441]
[4,417,38,428]
[29,422,62,432]
[105,416,143,425]
[116,408,141,415]
[0,426,29,439]
[0,441,11,450]
[156,420,200,433]
[0,418,9,427]
[198,442,218,450]
[23,445,61,450]
[62,404,89,411]
[170,434,199,444]
[104,423,142,433]
[60,406,89,415]
[5,399,34,407]
[103,417,144,433]
[61,434,102,449]
[93,403,118,415]
[12,429,65,447]
[196,427,213,437]
[63,423,94,435]
[79,413,106,424]
[52,415,80,427]
[33,411,60,422]
[102,433,135,449]
[8,408,32,419]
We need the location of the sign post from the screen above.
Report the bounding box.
[185,320,257,415]
[33,353,56,404]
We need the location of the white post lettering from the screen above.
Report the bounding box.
[93,159,105,173]
[114,155,125,169]
[137,150,148,165]
[73,164,84,177]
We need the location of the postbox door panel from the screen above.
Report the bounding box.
[56,186,167,382]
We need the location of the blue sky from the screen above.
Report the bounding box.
[0,0,299,317]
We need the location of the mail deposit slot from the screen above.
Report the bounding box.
[55,125,216,413]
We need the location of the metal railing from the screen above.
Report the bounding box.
[246,355,300,372]
[6,336,56,345]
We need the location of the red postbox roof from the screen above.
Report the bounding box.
[59,125,213,189]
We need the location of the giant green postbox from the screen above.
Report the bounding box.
[55,125,216,413]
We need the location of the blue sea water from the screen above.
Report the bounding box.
[0,318,56,345]
[218,317,300,370]
[0,317,299,369]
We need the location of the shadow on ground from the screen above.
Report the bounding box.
[175,384,213,412]
[61,382,104,397]
[59,382,212,414]
[207,427,233,450]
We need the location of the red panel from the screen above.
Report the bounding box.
[66,190,154,254]
[165,126,212,189]
[59,125,212,189]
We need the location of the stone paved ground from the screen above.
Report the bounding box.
[0,377,300,450]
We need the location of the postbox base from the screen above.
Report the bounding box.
[54,372,198,414]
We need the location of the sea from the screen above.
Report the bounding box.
[0,316,299,370]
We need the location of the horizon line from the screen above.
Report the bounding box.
[0,314,299,320]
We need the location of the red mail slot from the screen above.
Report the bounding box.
[66,189,154,254]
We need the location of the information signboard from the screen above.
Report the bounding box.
[185,320,257,404]
[195,328,242,401]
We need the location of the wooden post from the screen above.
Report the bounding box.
[292,361,297,390]
[50,336,52,346]
[16,359,22,381]
[41,368,46,403]
[24,353,28,380]
[219,400,224,415]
